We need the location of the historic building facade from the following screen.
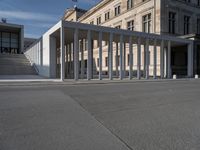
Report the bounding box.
[24,0,198,80]
[62,0,200,78]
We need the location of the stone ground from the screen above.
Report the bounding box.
[0,79,200,150]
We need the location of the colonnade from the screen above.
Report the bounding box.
[58,25,193,81]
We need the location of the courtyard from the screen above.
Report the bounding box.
[0,80,200,150]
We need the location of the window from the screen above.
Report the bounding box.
[97,58,99,67]
[90,21,94,25]
[105,57,108,67]
[127,54,130,66]
[169,12,176,34]
[142,14,152,33]
[105,11,110,21]
[115,25,121,29]
[97,16,101,25]
[115,55,120,67]
[184,15,190,35]
[115,5,121,16]
[127,0,133,10]
[198,0,200,6]
[84,60,87,68]
[105,41,108,46]
[84,40,88,51]
[127,20,134,31]
[197,19,200,34]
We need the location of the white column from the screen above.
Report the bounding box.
[50,36,56,78]
[145,39,149,79]
[124,43,126,78]
[99,32,103,80]
[137,37,141,79]
[120,35,124,80]
[74,29,79,80]
[87,30,92,80]
[153,39,157,79]
[160,40,164,79]
[65,45,68,78]
[69,43,72,78]
[109,33,113,80]
[60,26,65,81]
[116,42,119,77]
[81,39,84,79]
[188,43,194,77]
[129,36,133,80]
[167,41,171,78]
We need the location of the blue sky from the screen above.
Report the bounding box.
[0,0,101,38]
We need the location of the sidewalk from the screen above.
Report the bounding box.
[0,75,198,86]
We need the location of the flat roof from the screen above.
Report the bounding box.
[0,22,23,33]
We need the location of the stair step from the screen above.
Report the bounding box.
[0,54,37,75]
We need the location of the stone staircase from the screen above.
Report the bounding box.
[0,54,37,75]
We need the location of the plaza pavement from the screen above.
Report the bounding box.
[0,79,200,150]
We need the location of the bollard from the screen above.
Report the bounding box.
[195,74,199,79]
[173,74,177,79]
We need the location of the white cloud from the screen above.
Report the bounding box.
[0,10,59,22]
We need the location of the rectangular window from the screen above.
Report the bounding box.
[105,57,108,67]
[127,20,134,31]
[97,16,101,25]
[105,11,110,21]
[169,12,176,34]
[142,14,152,33]
[115,5,121,16]
[90,21,94,25]
[127,54,130,66]
[198,0,200,6]
[115,55,120,67]
[127,0,133,10]
[105,41,108,46]
[84,60,87,68]
[184,15,190,35]
[97,58,99,67]
[84,40,88,51]
[197,19,200,34]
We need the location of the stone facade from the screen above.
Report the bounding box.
[61,0,199,77]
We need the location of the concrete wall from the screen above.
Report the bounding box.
[25,21,62,78]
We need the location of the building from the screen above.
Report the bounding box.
[0,21,24,54]
[25,0,199,80]
[24,38,37,51]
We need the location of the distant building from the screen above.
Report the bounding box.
[0,21,24,54]
[24,38,37,51]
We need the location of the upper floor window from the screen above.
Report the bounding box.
[127,20,134,31]
[169,12,176,34]
[184,15,190,35]
[197,19,200,34]
[97,16,101,25]
[127,0,133,10]
[115,5,121,16]
[142,13,152,33]
[105,11,110,21]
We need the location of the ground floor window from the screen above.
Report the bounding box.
[0,31,19,54]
